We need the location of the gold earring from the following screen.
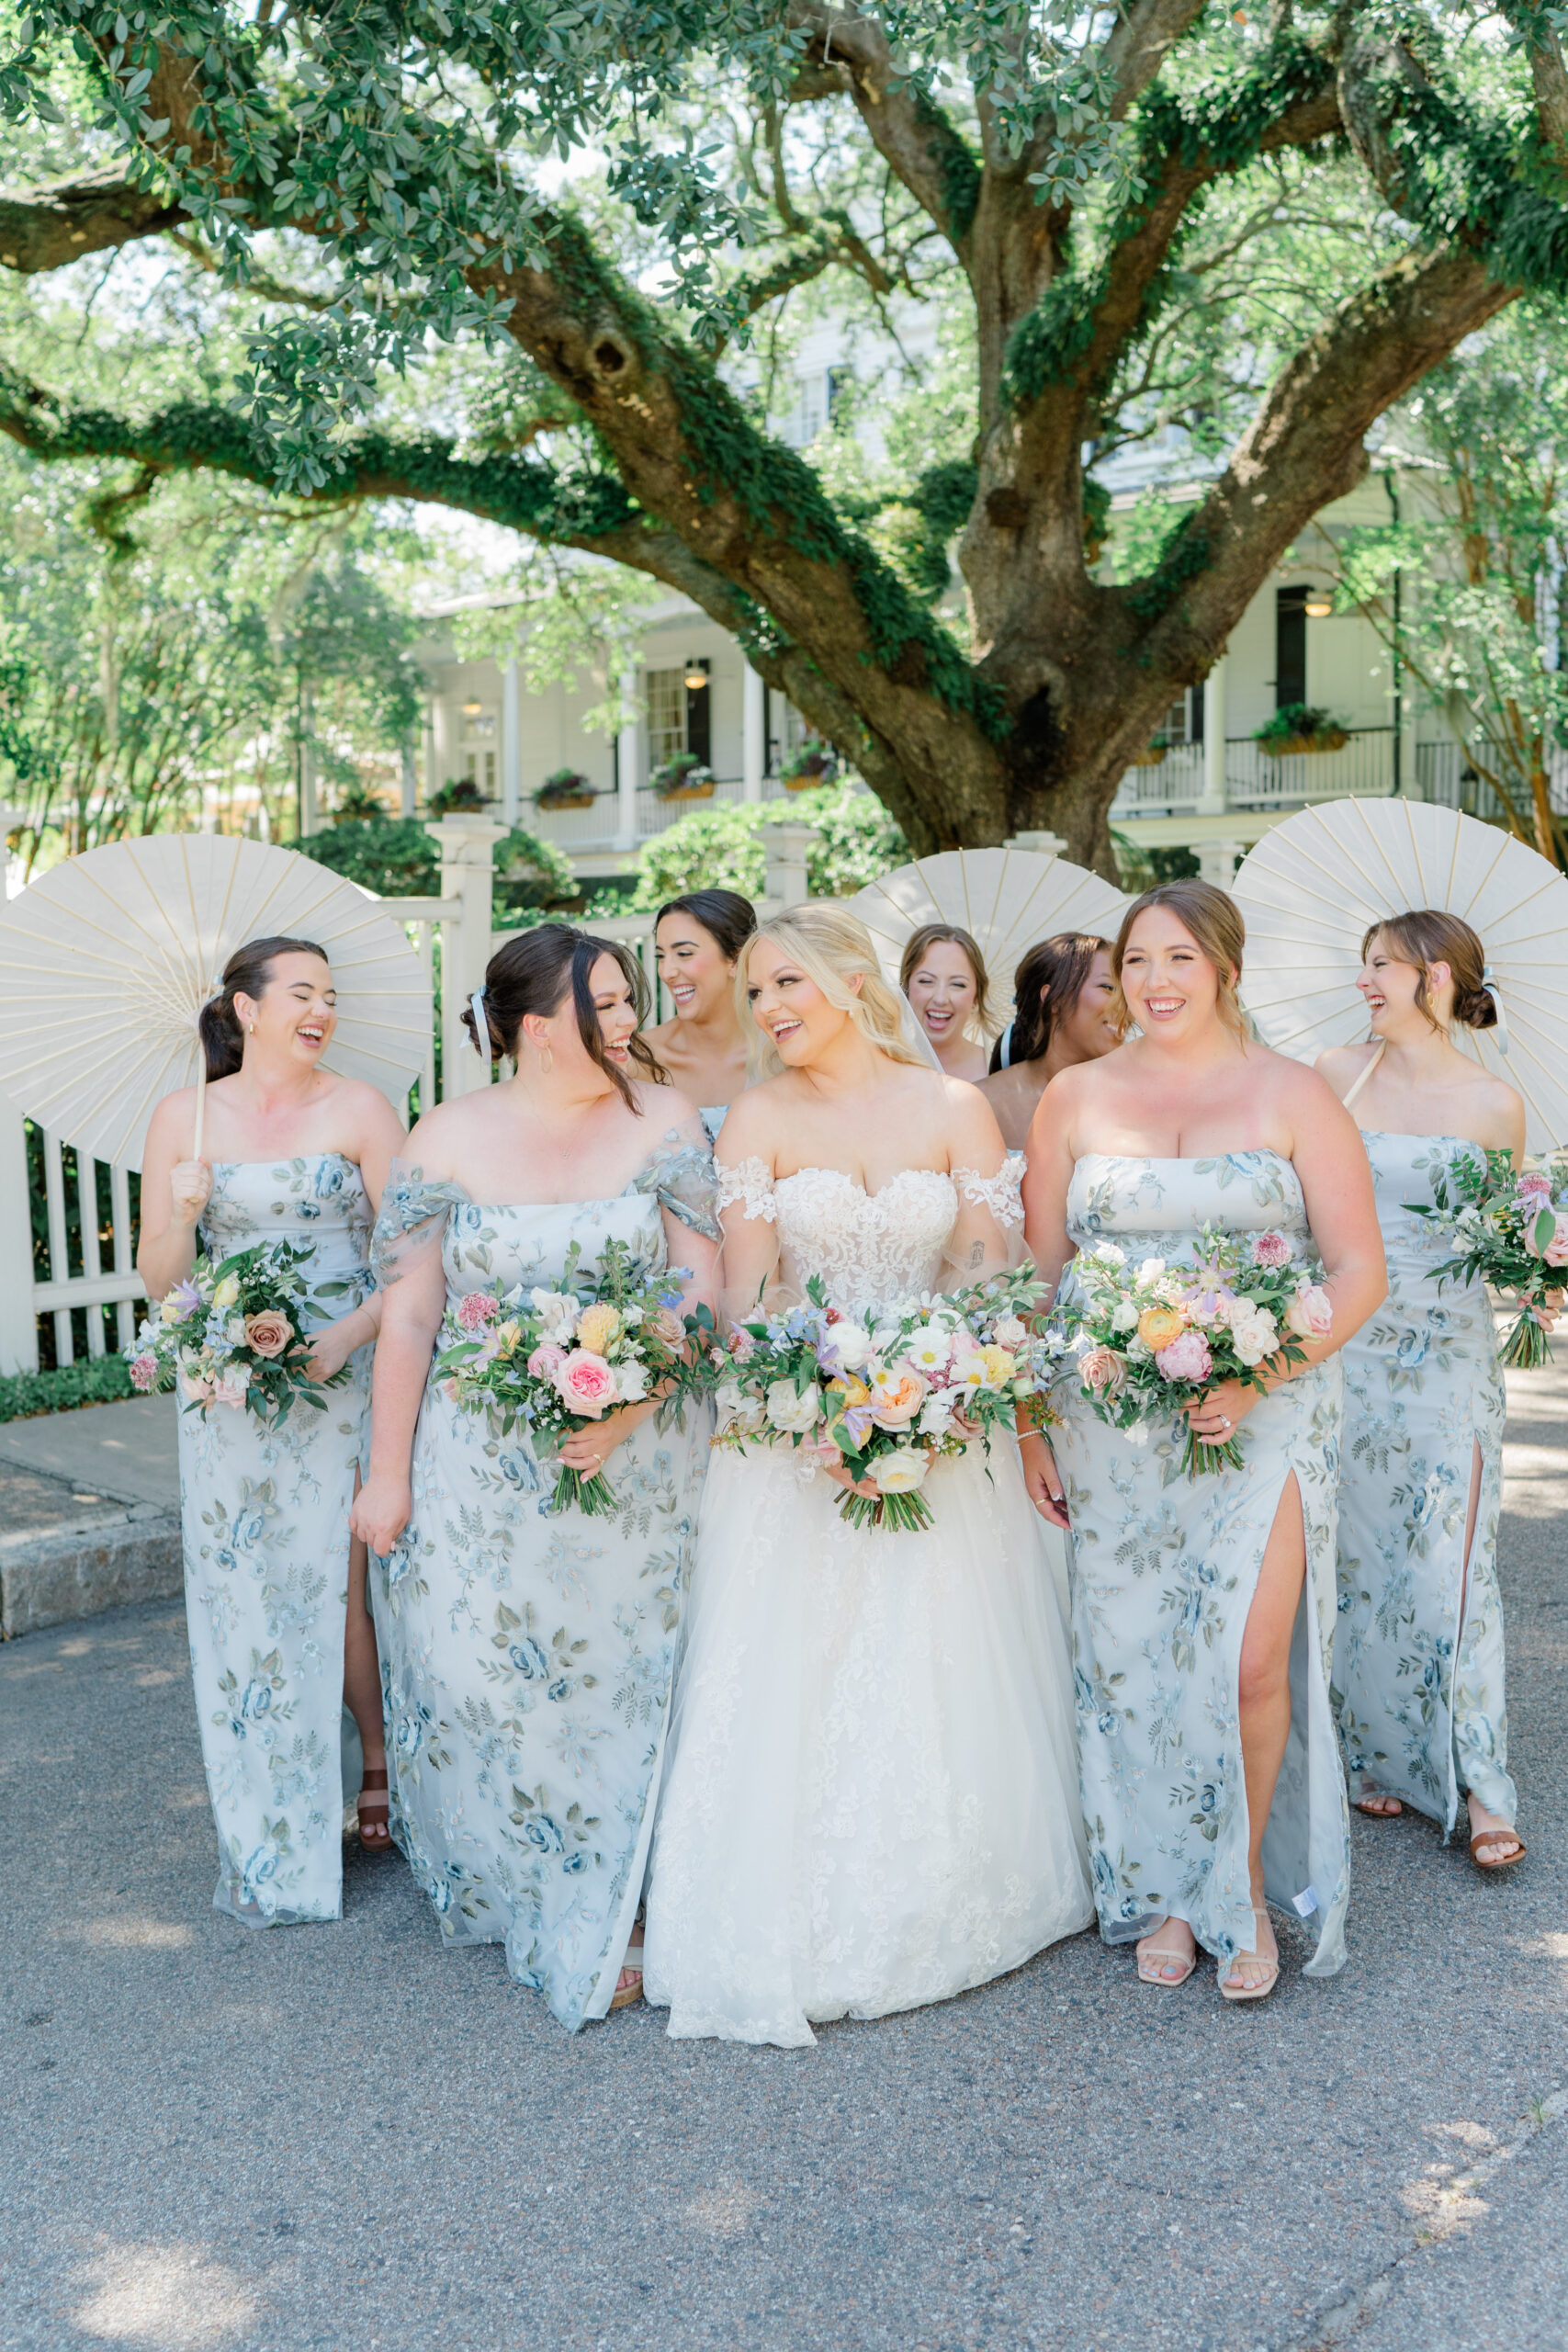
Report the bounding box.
[248,1021,256,1035]
[538,1043,554,1076]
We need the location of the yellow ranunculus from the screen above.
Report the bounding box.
[576,1302,622,1355]
[212,1274,241,1311]
[493,1319,523,1357]
[978,1345,1016,1385]
[1136,1303,1188,1351]
[826,1374,872,1408]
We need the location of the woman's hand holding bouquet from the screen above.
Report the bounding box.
[127,1241,354,1429]
[1067,1225,1331,1477]
[705,1267,1058,1532]
[432,1237,703,1517]
[1407,1148,1568,1368]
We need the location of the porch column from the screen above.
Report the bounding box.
[615,658,639,851]
[1199,655,1228,814]
[742,661,766,802]
[501,660,523,829]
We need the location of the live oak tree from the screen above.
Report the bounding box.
[5,2,1568,869]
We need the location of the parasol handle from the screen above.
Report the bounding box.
[193,1058,208,1161]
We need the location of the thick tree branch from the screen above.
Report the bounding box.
[1099,0,1210,116]
[785,5,980,258]
[0,170,186,270]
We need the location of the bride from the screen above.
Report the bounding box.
[641,905,1092,2046]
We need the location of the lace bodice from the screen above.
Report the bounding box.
[716,1157,1024,1316]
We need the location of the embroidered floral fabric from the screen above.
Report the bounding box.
[1052,1150,1351,1976]
[366,1126,716,2030]
[1332,1134,1514,1829]
[181,1154,374,1926]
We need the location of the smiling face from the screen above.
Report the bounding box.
[588,952,639,1073]
[1058,947,1120,1060]
[234,953,336,1067]
[1117,909,1229,1042]
[745,933,858,1066]
[1359,929,1450,1036]
[655,911,734,1023]
[905,938,980,1048]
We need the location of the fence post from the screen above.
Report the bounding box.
[0,1099,38,1374]
[431,813,506,1098]
[762,822,818,907]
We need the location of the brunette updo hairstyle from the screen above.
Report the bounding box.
[1110,879,1247,1042]
[988,932,1112,1073]
[1361,909,1497,1032]
[199,934,330,1080]
[461,923,668,1105]
[654,888,757,965]
[898,922,994,1036]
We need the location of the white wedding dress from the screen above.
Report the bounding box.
[641,1158,1093,2047]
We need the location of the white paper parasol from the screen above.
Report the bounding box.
[0,835,431,1169]
[847,847,1129,1036]
[1232,797,1568,1152]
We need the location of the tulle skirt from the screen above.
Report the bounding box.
[642,1439,1094,2047]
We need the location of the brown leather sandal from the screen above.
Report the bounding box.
[1470,1826,1526,1871]
[610,1951,644,2010]
[358,1767,393,1855]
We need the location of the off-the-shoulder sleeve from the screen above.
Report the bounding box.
[942,1152,1027,1281]
[716,1154,778,1224]
[631,1129,722,1241]
[370,1159,471,1285]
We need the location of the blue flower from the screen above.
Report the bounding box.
[1395,1329,1429,1370]
[496,1446,540,1495]
[561,1850,587,1874]
[1097,1711,1120,1736]
[508,1638,550,1679]
[523,1814,565,1854]
[239,1678,273,1721]
[314,1160,345,1198]
[546,1677,571,1702]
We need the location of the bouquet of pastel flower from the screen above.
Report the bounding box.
[705,1266,1057,1532]
[1066,1225,1332,1477]
[127,1241,352,1429]
[431,1236,700,1518]
[1406,1147,1568,1369]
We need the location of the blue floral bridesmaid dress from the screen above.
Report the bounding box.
[1051,1151,1351,1976]
[367,1128,718,2030]
[180,1154,373,1925]
[1331,1133,1514,1833]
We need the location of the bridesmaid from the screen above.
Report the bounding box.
[351,924,721,2029]
[1022,882,1386,1998]
[982,933,1119,1151]
[1317,911,1551,1871]
[644,888,756,1140]
[900,924,993,1082]
[138,934,405,1923]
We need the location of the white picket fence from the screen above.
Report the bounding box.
[0,816,818,1376]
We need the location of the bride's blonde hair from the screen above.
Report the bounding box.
[737,903,933,1079]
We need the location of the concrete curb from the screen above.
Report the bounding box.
[0,1501,182,1639]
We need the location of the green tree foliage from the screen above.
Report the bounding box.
[613,785,908,908]
[303,815,579,914]
[6,6,1568,868]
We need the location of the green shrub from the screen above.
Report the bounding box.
[301,817,577,912]
[617,786,908,909]
[0,1354,134,1423]
[1253,703,1344,747]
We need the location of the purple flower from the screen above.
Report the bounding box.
[1155,1329,1213,1383]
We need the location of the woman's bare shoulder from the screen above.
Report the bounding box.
[1314,1041,1376,1091]
[632,1074,703,1129]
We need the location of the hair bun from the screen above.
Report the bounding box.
[1453,982,1498,1031]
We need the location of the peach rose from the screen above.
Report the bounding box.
[868,1363,928,1429]
[243,1309,293,1359]
[1136,1304,1188,1351]
[553,1350,618,1418]
[1079,1346,1124,1394]
[1284,1282,1333,1340]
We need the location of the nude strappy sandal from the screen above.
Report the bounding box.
[1219,1906,1280,2003]
[1136,1921,1197,1988]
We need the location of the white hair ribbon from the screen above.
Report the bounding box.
[469,985,489,1056]
[1481,963,1510,1057]
[998,1021,1015,1070]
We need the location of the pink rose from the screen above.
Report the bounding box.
[130,1352,157,1393]
[1285,1282,1333,1340]
[1545,1214,1568,1269]
[457,1289,500,1334]
[1155,1329,1213,1383]
[553,1350,618,1419]
[182,1370,215,1406]
[243,1308,292,1359]
[1079,1345,1125,1395]
[526,1342,567,1382]
[1250,1231,1292,1269]
[212,1366,252,1409]
[727,1322,757,1363]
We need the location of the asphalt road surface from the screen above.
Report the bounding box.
[4,1365,1566,2352]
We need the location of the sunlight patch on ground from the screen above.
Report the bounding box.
[72,2242,260,2346]
[682,2175,764,2237]
[65,1916,196,1950]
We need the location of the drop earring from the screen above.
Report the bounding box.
[538,1043,554,1076]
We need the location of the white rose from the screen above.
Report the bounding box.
[765,1378,821,1434]
[1228,1311,1271,1367]
[1111,1298,1140,1334]
[615,1359,649,1403]
[828,1320,874,1371]
[1094,1242,1127,1264]
[530,1288,577,1337]
[993,1315,1029,1349]
[1138,1257,1167,1283]
[872,1444,930,1494]
[226,1317,248,1346]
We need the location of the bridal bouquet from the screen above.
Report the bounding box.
[705,1266,1056,1532]
[1406,1147,1568,1369]
[1066,1226,1331,1477]
[127,1241,352,1429]
[432,1237,700,1518]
